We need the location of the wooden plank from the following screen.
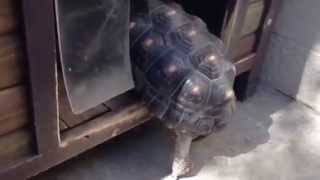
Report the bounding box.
[0,36,24,89]
[0,86,29,136]
[0,110,28,137]
[241,0,265,36]
[61,91,151,146]
[0,0,20,35]
[230,34,256,60]
[0,35,20,57]
[0,51,24,89]
[0,14,17,35]
[234,53,256,75]
[59,119,68,131]
[223,0,265,56]
[222,0,250,53]
[0,128,34,169]
[0,0,18,15]
[22,0,60,152]
[0,86,27,119]
[60,103,109,128]
[58,78,110,127]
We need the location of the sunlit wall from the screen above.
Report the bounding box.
[262,0,320,112]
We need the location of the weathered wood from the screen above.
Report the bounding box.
[0,0,19,35]
[1,98,152,180]
[0,36,24,89]
[0,52,24,89]
[0,128,33,169]
[231,34,256,60]
[241,0,265,36]
[58,78,110,127]
[61,92,151,146]
[222,0,250,53]
[0,110,28,136]
[59,119,69,131]
[0,0,18,15]
[0,15,17,35]
[223,0,265,55]
[0,35,20,56]
[23,0,60,152]
[0,86,27,118]
[234,53,256,75]
[0,86,29,136]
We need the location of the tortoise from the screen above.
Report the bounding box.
[130,0,236,179]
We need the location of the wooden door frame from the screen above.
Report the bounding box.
[223,0,283,99]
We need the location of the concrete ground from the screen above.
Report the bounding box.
[33,86,320,180]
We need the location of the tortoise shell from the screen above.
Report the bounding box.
[130,1,236,136]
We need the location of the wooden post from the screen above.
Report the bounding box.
[22,0,60,153]
[222,0,251,55]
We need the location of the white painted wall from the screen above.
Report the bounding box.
[262,0,320,112]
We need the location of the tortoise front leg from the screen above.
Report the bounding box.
[168,131,193,180]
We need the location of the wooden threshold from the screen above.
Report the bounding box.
[234,53,256,75]
[60,91,152,147]
[58,76,110,129]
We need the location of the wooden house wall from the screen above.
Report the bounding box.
[0,0,34,169]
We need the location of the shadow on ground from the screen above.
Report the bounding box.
[187,88,288,177]
[33,87,320,180]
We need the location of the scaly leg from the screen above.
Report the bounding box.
[167,131,193,180]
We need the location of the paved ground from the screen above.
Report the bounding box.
[33,87,320,180]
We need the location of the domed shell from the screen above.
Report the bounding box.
[130,1,236,136]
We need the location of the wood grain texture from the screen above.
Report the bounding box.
[0,0,19,35]
[0,35,24,89]
[231,34,256,60]
[235,53,256,75]
[222,0,250,53]
[0,110,28,136]
[0,86,29,136]
[0,86,27,117]
[59,119,69,131]
[241,0,265,36]
[0,128,33,169]
[0,0,18,15]
[0,15,17,35]
[22,0,60,152]
[0,35,20,56]
[61,91,151,147]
